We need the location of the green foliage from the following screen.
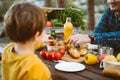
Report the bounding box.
[0,0,14,15]
[47,7,85,31]
[51,19,63,27]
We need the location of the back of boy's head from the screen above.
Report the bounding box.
[4,2,46,43]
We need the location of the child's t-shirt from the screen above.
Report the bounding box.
[2,43,51,80]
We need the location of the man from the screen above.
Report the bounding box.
[68,0,120,56]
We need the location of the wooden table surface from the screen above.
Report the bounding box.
[35,51,120,80]
[0,36,120,80]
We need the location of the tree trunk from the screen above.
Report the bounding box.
[104,0,107,3]
[45,0,52,7]
[57,0,67,8]
[87,0,95,30]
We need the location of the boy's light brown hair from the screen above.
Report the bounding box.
[4,2,46,43]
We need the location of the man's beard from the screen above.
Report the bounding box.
[111,8,120,12]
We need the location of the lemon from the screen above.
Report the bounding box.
[116,53,120,62]
[84,53,98,65]
[34,41,43,50]
[104,55,117,62]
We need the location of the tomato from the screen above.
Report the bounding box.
[51,50,57,60]
[52,52,62,60]
[59,48,65,56]
[46,21,52,28]
[40,50,47,58]
[46,52,53,59]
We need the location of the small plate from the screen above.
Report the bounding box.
[55,62,85,72]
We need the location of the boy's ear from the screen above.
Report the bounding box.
[33,32,40,41]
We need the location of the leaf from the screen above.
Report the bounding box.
[47,7,85,30]
[51,19,63,27]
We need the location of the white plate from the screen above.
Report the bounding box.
[55,62,85,72]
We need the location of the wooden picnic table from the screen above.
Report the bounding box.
[35,51,120,80]
[0,30,119,80]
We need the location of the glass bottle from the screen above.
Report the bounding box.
[50,28,56,39]
[64,17,73,40]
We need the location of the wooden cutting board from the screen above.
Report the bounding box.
[62,53,84,63]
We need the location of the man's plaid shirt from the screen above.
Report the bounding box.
[93,8,120,51]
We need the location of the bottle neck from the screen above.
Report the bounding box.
[66,17,71,23]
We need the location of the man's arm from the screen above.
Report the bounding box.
[93,8,120,45]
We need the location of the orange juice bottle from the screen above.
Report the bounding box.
[64,17,73,40]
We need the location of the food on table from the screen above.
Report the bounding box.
[52,52,62,60]
[59,48,66,56]
[98,54,108,62]
[80,43,88,49]
[56,41,65,46]
[79,48,87,56]
[48,36,67,47]
[104,55,117,62]
[48,40,56,46]
[47,40,67,51]
[40,50,47,58]
[40,49,64,60]
[48,36,56,46]
[79,43,88,56]
[68,46,80,59]
[103,68,120,78]
[84,53,98,65]
[116,53,120,62]
[46,51,53,60]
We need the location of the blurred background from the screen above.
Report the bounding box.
[0,0,108,32]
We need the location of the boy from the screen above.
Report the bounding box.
[2,2,51,80]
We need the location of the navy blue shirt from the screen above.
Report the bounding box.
[93,8,120,53]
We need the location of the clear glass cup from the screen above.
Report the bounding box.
[98,46,113,55]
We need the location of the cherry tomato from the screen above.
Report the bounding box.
[52,52,62,60]
[46,52,53,60]
[40,50,47,58]
[51,50,57,59]
[59,48,65,56]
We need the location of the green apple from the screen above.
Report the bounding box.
[104,55,117,62]
[116,53,120,62]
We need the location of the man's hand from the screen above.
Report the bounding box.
[67,34,91,45]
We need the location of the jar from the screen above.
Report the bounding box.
[50,29,56,39]
[98,47,113,55]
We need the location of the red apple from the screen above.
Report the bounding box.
[46,21,52,28]
[98,54,107,62]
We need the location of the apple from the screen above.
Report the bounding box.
[105,55,117,62]
[117,53,120,62]
[46,21,52,28]
[98,54,107,62]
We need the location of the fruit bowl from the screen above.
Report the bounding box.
[100,60,120,70]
